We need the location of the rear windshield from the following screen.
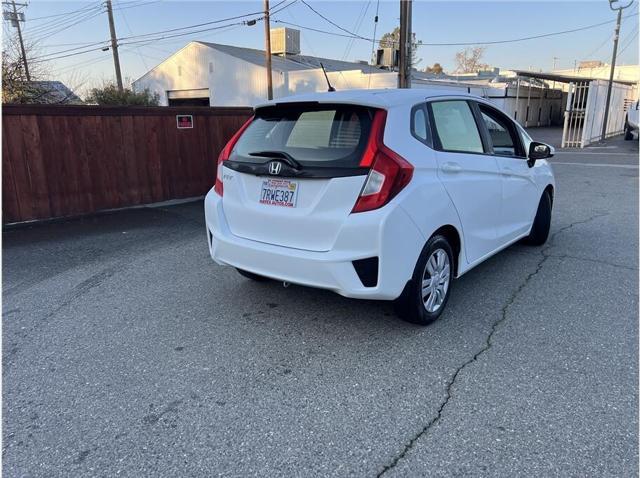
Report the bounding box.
[231,104,374,168]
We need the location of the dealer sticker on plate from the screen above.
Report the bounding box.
[259,178,299,208]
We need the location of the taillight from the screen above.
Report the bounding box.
[214,116,254,196]
[352,110,413,213]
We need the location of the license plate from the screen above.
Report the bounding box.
[259,178,298,208]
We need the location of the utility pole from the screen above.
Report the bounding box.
[601,0,633,142]
[263,0,273,100]
[398,0,412,88]
[3,0,30,80]
[105,0,123,91]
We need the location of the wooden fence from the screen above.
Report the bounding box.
[2,105,253,224]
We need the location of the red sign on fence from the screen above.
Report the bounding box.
[176,115,193,129]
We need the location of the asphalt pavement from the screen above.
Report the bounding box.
[3,129,638,477]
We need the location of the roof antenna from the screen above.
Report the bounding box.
[320,62,336,92]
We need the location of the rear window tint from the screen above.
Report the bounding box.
[232,104,373,168]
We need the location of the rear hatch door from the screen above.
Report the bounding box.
[222,103,374,252]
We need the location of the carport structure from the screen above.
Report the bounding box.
[512,70,636,148]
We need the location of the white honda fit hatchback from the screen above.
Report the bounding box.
[204,89,555,325]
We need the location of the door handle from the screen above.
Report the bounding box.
[441,162,462,173]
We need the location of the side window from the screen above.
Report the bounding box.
[411,104,432,146]
[429,101,484,154]
[478,105,523,157]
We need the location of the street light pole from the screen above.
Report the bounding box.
[601,0,633,142]
[263,0,273,100]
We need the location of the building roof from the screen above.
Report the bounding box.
[27,81,83,104]
[512,69,636,86]
[197,41,378,74]
[255,88,474,109]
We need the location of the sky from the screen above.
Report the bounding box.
[4,0,640,94]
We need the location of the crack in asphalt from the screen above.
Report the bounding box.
[510,250,638,271]
[545,253,638,271]
[376,212,609,477]
[507,239,637,272]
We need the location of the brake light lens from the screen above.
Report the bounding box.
[352,110,413,213]
[214,116,254,196]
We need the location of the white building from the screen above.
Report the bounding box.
[132,38,401,107]
[132,30,564,127]
[554,63,640,84]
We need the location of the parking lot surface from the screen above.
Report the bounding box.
[3,131,638,477]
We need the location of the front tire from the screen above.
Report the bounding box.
[624,123,633,140]
[524,190,552,246]
[394,235,454,326]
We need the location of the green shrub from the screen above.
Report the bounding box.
[85,83,160,106]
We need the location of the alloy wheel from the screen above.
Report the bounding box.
[421,248,451,313]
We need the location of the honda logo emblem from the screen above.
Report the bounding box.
[268,161,282,175]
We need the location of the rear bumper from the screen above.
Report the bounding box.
[204,188,424,300]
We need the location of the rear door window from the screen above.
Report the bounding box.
[429,100,484,154]
[232,104,373,168]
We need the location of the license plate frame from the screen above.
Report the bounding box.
[259,178,299,208]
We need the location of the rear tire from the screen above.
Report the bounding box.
[524,190,552,246]
[624,123,633,140]
[236,268,270,282]
[394,235,454,326]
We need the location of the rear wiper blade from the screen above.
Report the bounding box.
[248,150,301,169]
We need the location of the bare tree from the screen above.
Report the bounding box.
[2,33,40,103]
[2,32,83,104]
[424,62,444,75]
[454,46,489,73]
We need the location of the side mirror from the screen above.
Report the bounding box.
[527,141,554,167]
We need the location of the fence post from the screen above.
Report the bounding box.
[561,82,574,148]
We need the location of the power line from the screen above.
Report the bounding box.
[119,19,253,46]
[300,0,368,40]
[25,4,103,36]
[616,27,639,58]
[115,0,148,72]
[341,0,370,61]
[277,12,637,47]
[367,0,380,89]
[31,13,264,60]
[31,0,298,63]
[30,19,253,63]
[115,4,275,41]
[577,6,637,64]
[112,0,163,11]
[270,0,298,16]
[273,20,358,39]
[26,8,104,42]
[582,33,614,61]
[25,2,102,22]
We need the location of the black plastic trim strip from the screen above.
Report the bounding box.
[223,160,369,179]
